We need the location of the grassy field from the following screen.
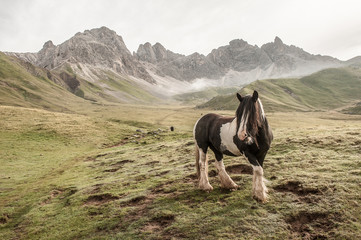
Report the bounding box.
[0,104,360,239]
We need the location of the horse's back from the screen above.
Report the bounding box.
[194,113,232,134]
[194,113,234,149]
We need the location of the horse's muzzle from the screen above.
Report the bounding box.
[244,137,254,145]
[238,131,254,145]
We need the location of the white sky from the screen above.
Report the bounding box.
[1,0,361,60]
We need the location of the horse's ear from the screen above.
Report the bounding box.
[252,90,258,102]
[236,93,243,102]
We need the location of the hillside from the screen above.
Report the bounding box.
[0,52,162,111]
[198,67,361,112]
[0,52,89,112]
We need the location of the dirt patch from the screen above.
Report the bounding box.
[117,194,158,233]
[41,188,77,205]
[273,181,322,196]
[121,195,148,206]
[84,193,119,205]
[186,173,198,180]
[142,214,175,237]
[151,181,178,195]
[112,159,134,166]
[145,161,160,166]
[286,211,338,239]
[143,222,162,232]
[151,214,175,227]
[85,184,104,194]
[184,141,194,146]
[104,160,134,172]
[226,164,253,175]
[104,168,118,172]
[156,170,170,176]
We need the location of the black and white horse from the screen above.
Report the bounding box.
[193,91,273,202]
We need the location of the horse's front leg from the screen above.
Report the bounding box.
[244,151,268,202]
[213,151,238,190]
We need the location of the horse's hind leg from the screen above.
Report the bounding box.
[197,147,213,191]
[213,151,238,190]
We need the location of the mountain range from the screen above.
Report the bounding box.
[3,26,358,104]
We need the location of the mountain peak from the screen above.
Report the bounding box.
[229,39,248,48]
[274,36,283,45]
[42,40,55,49]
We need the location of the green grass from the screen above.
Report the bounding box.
[199,67,361,113]
[0,52,160,111]
[1,104,360,239]
[1,51,360,239]
[0,52,89,112]
[101,71,159,103]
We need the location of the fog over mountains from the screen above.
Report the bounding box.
[6,27,347,98]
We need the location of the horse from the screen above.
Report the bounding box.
[193,90,273,202]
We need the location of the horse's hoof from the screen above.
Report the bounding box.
[252,193,268,203]
[230,185,238,191]
[199,183,213,192]
[221,182,238,190]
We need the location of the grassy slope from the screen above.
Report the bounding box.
[199,67,361,112]
[65,67,160,104]
[1,104,360,239]
[342,102,361,115]
[0,53,160,111]
[0,52,89,112]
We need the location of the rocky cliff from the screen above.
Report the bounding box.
[135,36,341,84]
[9,27,155,83]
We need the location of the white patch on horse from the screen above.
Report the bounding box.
[220,118,241,156]
[258,99,265,120]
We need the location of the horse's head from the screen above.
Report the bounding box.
[235,90,265,145]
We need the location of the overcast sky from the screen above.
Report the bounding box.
[1,0,361,60]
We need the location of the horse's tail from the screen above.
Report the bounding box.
[195,144,200,179]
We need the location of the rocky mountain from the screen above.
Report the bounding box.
[135,42,224,80]
[5,27,348,102]
[8,27,154,84]
[135,36,342,86]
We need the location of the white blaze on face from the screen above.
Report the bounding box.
[237,111,249,141]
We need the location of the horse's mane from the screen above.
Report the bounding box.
[236,95,265,137]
